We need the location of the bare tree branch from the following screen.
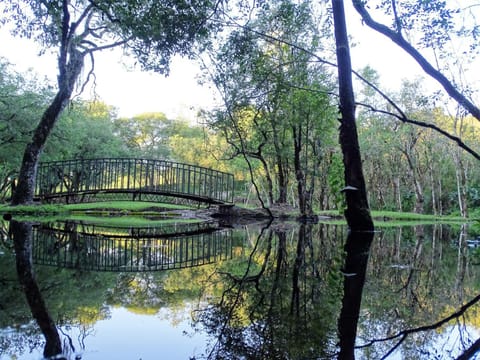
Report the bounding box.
[356,101,480,161]
[456,337,480,360]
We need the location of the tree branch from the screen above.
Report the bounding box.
[356,101,480,161]
[351,0,480,121]
[356,293,480,354]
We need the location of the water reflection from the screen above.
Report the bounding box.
[32,221,233,272]
[9,220,63,358]
[337,230,374,359]
[194,223,347,359]
[1,220,480,359]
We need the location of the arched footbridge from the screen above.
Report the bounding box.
[35,158,234,205]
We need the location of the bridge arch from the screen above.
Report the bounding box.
[35,158,234,205]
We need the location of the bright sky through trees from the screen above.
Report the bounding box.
[0,1,478,120]
[0,28,213,119]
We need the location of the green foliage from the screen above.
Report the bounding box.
[1,0,219,74]
[204,0,338,210]
[0,58,52,199]
[113,112,177,159]
[377,0,459,49]
[45,100,129,161]
[326,151,345,210]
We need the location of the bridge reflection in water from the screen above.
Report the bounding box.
[35,158,234,204]
[31,222,233,272]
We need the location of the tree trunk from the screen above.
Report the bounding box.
[11,49,84,205]
[393,176,403,212]
[293,125,313,216]
[452,115,469,218]
[332,0,374,232]
[454,154,468,218]
[404,151,424,214]
[271,117,288,204]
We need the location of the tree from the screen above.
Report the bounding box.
[332,0,374,231]
[2,0,219,205]
[113,112,180,159]
[204,0,337,215]
[0,58,52,201]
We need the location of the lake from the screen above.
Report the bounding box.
[1,218,479,359]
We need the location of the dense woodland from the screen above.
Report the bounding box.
[0,0,479,219]
[1,56,479,216]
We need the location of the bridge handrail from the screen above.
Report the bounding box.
[35,157,234,204]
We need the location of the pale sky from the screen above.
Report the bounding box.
[0,2,477,120]
[0,27,216,119]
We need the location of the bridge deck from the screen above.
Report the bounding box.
[35,158,234,205]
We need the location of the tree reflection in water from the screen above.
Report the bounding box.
[2,219,480,359]
[10,220,65,359]
[337,230,374,359]
[193,222,480,360]
[194,223,345,359]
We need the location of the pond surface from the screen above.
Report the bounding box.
[1,218,479,359]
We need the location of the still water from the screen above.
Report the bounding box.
[0,218,479,359]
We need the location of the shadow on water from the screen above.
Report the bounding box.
[2,218,480,359]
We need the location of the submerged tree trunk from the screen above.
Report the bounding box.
[332,0,374,231]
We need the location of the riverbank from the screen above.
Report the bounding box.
[0,201,472,226]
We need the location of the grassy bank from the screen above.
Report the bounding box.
[0,201,193,215]
[317,209,470,226]
[0,201,473,225]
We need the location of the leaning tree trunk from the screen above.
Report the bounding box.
[11,47,84,205]
[332,0,374,232]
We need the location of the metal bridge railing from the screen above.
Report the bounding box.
[32,225,233,272]
[35,158,234,204]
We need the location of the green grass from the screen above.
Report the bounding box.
[0,200,193,216]
[65,201,192,211]
[316,209,471,226]
[0,203,69,216]
[0,201,202,226]
[372,210,468,222]
[0,201,474,226]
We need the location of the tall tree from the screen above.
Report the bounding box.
[204,0,337,214]
[113,112,180,159]
[331,0,374,231]
[2,0,219,205]
[46,100,128,160]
